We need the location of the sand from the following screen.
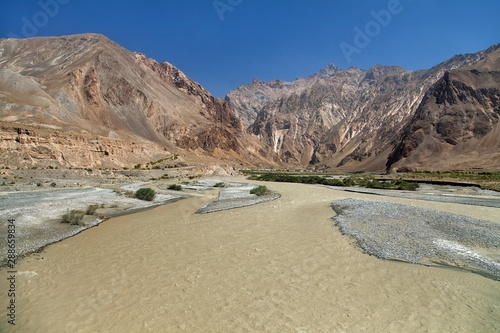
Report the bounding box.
[1,178,499,332]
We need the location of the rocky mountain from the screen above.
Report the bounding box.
[387,46,500,171]
[227,45,499,172]
[0,33,266,169]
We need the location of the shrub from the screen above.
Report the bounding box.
[342,177,356,187]
[213,182,225,188]
[62,210,85,225]
[250,185,269,196]
[134,164,141,169]
[86,204,99,215]
[167,184,182,191]
[135,187,156,201]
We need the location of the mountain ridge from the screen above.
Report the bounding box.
[226,43,500,171]
[1,33,499,172]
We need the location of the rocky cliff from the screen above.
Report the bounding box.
[227,45,499,171]
[387,46,500,171]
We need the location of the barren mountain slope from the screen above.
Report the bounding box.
[387,46,500,172]
[0,34,266,169]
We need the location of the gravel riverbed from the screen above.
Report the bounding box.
[332,198,500,280]
[0,184,180,264]
[195,181,280,214]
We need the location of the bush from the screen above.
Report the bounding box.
[213,182,225,188]
[86,204,99,215]
[250,185,269,196]
[135,187,156,201]
[341,177,356,187]
[167,184,182,191]
[62,210,85,225]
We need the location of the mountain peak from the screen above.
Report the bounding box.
[314,64,340,78]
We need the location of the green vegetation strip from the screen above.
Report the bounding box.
[248,173,419,191]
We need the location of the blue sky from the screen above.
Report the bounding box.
[1,0,499,97]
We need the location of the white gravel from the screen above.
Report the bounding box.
[332,198,500,280]
[195,181,280,214]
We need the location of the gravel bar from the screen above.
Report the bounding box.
[0,185,180,265]
[332,198,500,280]
[196,183,280,214]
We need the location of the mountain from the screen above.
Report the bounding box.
[226,45,499,172]
[1,33,499,173]
[387,45,500,171]
[0,33,266,169]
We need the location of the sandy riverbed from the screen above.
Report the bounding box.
[1,178,499,332]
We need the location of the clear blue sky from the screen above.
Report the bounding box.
[1,0,499,97]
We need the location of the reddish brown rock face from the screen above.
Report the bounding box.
[387,64,500,172]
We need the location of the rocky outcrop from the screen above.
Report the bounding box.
[0,123,170,169]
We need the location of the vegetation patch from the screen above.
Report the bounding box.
[167,184,182,191]
[213,182,225,188]
[61,210,85,225]
[249,173,419,191]
[135,187,156,201]
[86,204,99,215]
[250,185,270,196]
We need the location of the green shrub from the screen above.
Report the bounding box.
[62,210,85,225]
[135,187,156,201]
[342,177,355,187]
[213,182,225,188]
[134,164,141,169]
[250,185,269,196]
[167,184,182,191]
